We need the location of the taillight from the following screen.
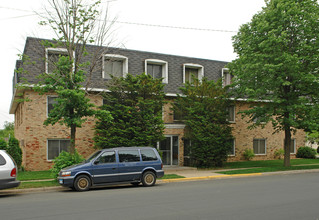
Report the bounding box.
[10,168,17,177]
[161,163,163,169]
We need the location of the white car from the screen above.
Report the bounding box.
[0,150,20,190]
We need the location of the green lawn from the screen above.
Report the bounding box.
[17,180,60,189]
[18,170,54,181]
[217,159,319,175]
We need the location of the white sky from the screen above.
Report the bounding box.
[0,0,266,129]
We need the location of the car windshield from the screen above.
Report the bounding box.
[86,150,102,162]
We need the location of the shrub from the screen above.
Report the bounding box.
[274,149,284,159]
[296,146,316,159]
[51,150,85,178]
[7,137,22,168]
[243,149,255,161]
[317,146,319,154]
[0,139,7,150]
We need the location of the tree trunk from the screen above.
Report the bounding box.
[283,127,291,167]
[70,124,76,155]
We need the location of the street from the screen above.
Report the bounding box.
[1,172,319,220]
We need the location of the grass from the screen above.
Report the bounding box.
[18,170,54,181]
[16,180,60,189]
[159,174,185,179]
[217,159,319,175]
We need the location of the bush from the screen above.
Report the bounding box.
[7,137,22,168]
[296,146,316,159]
[51,150,85,178]
[274,149,284,159]
[243,149,255,161]
[317,146,319,154]
[0,139,7,150]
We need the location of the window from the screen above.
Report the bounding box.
[47,139,70,160]
[0,154,6,166]
[253,139,266,155]
[119,150,140,162]
[140,149,158,161]
[103,54,128,79]
[228,139,235,156]
[145,59,168,83]
[47,96,58,116]
[183,64,204,83]
[222,68,234,87]
[46,48,69,74]
[290,139,296,154]
[226,106,235,123]
[97,151,116,163]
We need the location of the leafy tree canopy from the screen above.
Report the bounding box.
[228,0,319,166]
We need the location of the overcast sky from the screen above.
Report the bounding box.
[0,0,266,129]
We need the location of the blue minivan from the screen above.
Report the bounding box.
[58,147,164,191]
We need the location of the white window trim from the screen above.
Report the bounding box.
[228,139,236,156]
[102,54,128,78]
[145,59,168,84]
[227,105,236,123]
[45,48,71,74]
[253,138,267,155]
[47,95,58,118]
[47,139,70,161]
[183,63,204,83]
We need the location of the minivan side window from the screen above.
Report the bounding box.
[97,151,116,163]
[0,154,6,166]
[119,150,140,162]
[140,149,158,161]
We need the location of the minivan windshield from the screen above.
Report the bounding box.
[86,150,102,162]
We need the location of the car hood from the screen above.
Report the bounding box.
[62,162,90,171]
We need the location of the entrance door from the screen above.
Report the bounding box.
[159,136,179,165]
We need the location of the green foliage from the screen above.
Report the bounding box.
[317,146,319,154]
[274,148,284,159]
[94,73,165,148]
[228,0,319,166]
[296,146,316,159]
[173,77,233,168]
[0,121,14,140]
[7,137,22,168]
[243,149,255,161]
[51,150,84,178]
[0,139,7,150]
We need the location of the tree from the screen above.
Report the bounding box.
[0,139,7,150]
[7,137,22,168]
[228,0,319,167]
[32,0,114,154]
[94,74,165,148]
[173,78,233,168]
[0,121,14,140]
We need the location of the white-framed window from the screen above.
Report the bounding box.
[145,59,168,83]
[222,68,234,87]
[102,54,128,79]
[47,139,70,161]
[290,139,296,154]
[46,48,69,74]
[183,63,204,83]
[252,113,266,124]
[226,105,235,123]
[253,139,266,155]
[228,139,235,156]
[47,96,58,117]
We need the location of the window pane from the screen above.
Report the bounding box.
[48,140,60,160]
[98,151,116,163]
[60,140,70,153]
[228,139,235,155]
[48,97,57,115]
[47,53,60,73]
[185,68,198,82]
[227,106,235,122]
[113,61,123,77]
[290,139,295,153]
[260,139,266,154]
[119,150,140,162]
[0,154,6,166]
[253,139,266,154]
[141,149,157,161]
[147,64,162,79]
[104,60,113,79]
[253,140,259,154]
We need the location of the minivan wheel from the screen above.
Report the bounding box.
[141,171,156,187]
[74,175,91,192]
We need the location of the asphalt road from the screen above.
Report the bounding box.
[1,172,319,220]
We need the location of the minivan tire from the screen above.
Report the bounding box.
[74,175,91,192]
[141,171,156,187]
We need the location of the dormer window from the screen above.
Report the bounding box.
[222,68,234,87]
[46,48,69,74]
[103,54,128,79]
[145,59,168,83]
[183,64,204,83]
